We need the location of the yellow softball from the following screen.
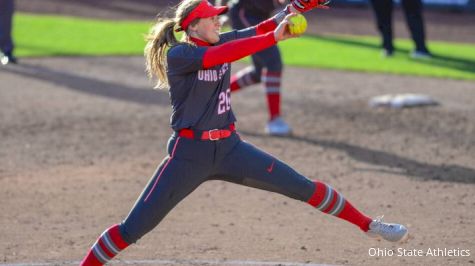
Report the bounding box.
[288,14,307,35]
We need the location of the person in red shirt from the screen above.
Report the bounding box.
[80,1,408,265]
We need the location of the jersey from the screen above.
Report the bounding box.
[166,30,255,131]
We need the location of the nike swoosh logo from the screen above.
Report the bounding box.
[267,161,275,173]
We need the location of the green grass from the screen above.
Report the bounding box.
[281,35,475,80]
[14,13,475,80]
[15,13,149,56]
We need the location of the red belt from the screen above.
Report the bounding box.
[178,124,236,141]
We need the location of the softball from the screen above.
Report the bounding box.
[288,14,307,35]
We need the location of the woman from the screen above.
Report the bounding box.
[80,1,407,265]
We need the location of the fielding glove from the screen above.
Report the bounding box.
[291,0,331,12]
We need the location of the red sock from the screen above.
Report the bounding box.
[230,67,258,92]
[80,224,130,266]
[307,181,372,231]
[263,71,282,120]
[266,93,280,120]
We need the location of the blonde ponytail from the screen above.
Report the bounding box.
[145,19,178,89]
[145,0,203,89]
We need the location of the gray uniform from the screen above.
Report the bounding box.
[118,29,316,245]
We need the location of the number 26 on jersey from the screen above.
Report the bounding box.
[218,88,231,115]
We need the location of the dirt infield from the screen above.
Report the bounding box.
[2,1,475,266]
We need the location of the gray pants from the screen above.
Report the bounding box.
[0,0,14,54]
[229,4,283,81]
[119,132,316,244]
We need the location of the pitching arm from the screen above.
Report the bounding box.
[219,5,291,43]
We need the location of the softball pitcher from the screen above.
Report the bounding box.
[80,1,408,265]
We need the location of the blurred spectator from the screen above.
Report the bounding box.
[222,0,293,135]
[0,0,17,65]
[369,0,431,58]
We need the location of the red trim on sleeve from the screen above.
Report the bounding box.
[255,18,278,35]
[202,32,276,69]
